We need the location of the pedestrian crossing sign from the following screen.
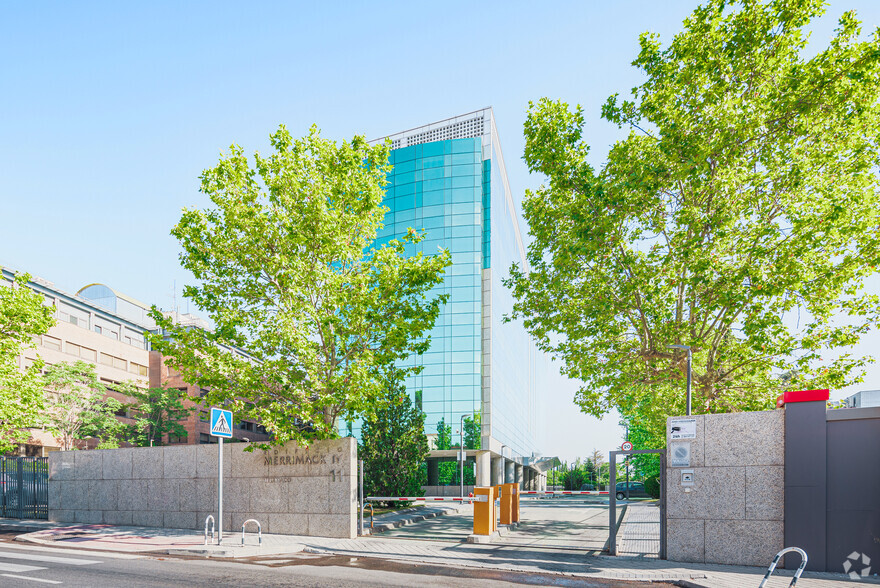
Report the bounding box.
[210,407,233,438]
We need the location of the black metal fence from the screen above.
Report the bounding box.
[0,457,48,520]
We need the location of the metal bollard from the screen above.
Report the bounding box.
[362,502,374,530]
[241,519,262,546]
[758,547,808,588]
[204,515,215,546]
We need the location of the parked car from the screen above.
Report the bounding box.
[615,481,649,500]
[579,483,596,491]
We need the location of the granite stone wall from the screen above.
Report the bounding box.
[48,437,357,538]
[666,410,784,566]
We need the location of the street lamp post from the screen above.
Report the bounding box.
[667,344,692,416]
[460,414,466,498]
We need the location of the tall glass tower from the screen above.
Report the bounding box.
[370,108,543,467]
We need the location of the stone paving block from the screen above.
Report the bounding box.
[270,513,309,536]
[60,480,89,511]
[224,478,250,513]
[163,445,191,479]
[48,480,62,510]
[88,479,118,511]
[328,476,356,515]
[103,510,133,526]
[74,450,102,480]
[667,467,745,520]
[196,478,217,511]
[49,451,75,481]
[231,444,268,479]
[250,479,288,512]
[308,513,354,539]
[165,511,196,530]
[102,447,132,479]
[73,510,103,524]
[131,447,164,480]
[704,410,783,467]
[290,476,329,514]
[704,519,783,568]
[745,465,783,521]
[161,478,181,512]
[48,509,72,522]
[131,510,163,528]
[668,518,705,563]
[179,479,198,512]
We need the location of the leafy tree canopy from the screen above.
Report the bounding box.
[43,361,118,451]
[359,372,429,506]
[0,273,56,452]
[507,0,880,443]
[127,386,193,447]
[149,125,450,446]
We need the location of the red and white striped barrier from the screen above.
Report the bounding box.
[366,496,488,503]
[520,490,609,495]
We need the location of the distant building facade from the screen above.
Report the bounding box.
[843,389,880,408]
[1,266,268,454]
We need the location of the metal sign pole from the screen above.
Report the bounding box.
[608,451,617,555]
[358,459,364,536]
[218,437,223,544]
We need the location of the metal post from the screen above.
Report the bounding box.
[686,347,692,416]
[608,451,617,555]
[218,438,223,544]
[659,452,667,559]
[460,414,466,498]
[358,459,364,536]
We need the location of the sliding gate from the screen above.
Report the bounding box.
[0,457,48,520]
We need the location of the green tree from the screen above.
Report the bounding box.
[127,387,194,447]
[0,273,55,452]
[434,417,453,450]
[463,412,481,450]
[507,0,880,444]
[359,373,429,506]
[43,361,121,450]
[149,125,451,445]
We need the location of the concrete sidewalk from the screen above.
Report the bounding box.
[361,502,468,535]
[3,518,877,587]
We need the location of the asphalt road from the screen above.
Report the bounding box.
[0,538,670,587]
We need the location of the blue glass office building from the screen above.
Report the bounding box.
[368,109,544,467]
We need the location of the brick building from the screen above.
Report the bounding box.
[2,266,269,454]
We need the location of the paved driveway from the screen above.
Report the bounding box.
[379,497,622,553]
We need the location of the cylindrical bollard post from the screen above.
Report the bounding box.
[472,487,495,535]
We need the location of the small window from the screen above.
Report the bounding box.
[79,346,97,362]
[99,353,126,370]
[199,410,209,422]
[94,325,102,334]
[129,362,148,377]
[42,336,61,351]
[66,342,81,356]
[169,433,188,444]
[199,388,209,398]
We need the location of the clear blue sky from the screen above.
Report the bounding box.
[2,1,878,462]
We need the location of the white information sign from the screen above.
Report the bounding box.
[670,418,696,440]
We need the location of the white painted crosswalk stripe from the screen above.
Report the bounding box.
[0,561,46,573]
[1,573,62,584]
[0,550,101,566]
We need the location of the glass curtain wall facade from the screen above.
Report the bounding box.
[355,108,541,460]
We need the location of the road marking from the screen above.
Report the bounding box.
[1,573,61,584]
[4,542,142,560]
[0,550,101,565]
[0,561,46,572]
